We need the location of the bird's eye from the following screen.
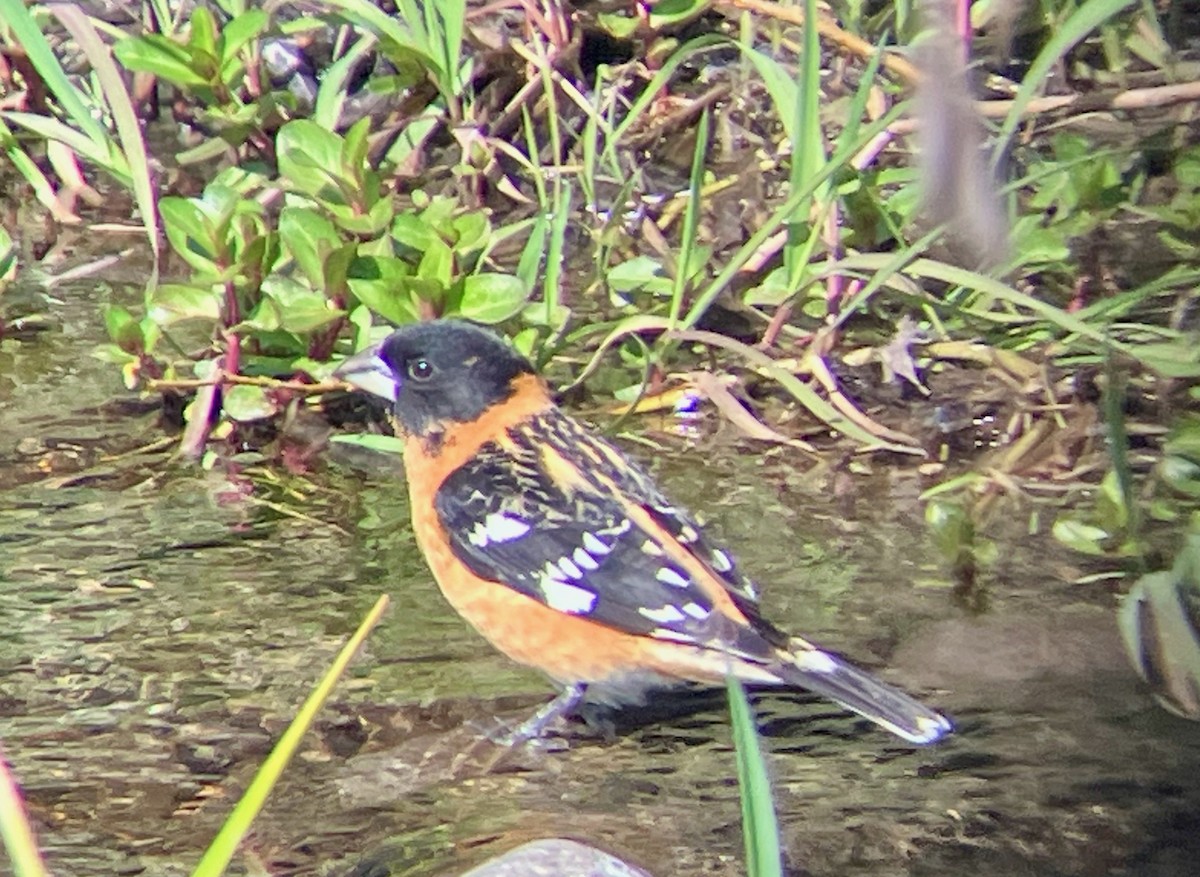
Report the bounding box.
[407,358,435,381]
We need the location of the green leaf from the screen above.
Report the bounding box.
[251,277,344,333]
[607,255,672,296]
[114,33,211,87]
[1052,518,1111,556]
[187,6,219,59]
[0,0,112,147]
[160,196,221,268]
[148,283,222,325]
[279,206,344,289]
[417,237,453,287]
[0,224,14,281]
[102,303,144,353]
[451,211,489,253]
[457,274,530,324]
[330,433,408,455]
[348,255,420,325]
[223,384,277,422]
[324,242,359,296]
[391,212,440,254]
[277,120,352,204]
[342,117,372,176]
[93,342,139,365]
[218,9,269,68]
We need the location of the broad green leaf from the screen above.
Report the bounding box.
[160,196,221,267]
[187,6,219,60]
[328,196,393,237]
[391,212,440,254]
[102,303,143,352]
[451,210,489,252]
[114,34,211,87]
[1051,518,1111,556]
[457,274,529,324]
[279,206,343,289]
[218,9,269,67]
[93,342,139,365]
[252,277,344,333]
[417,238,453,287]
[348,255,420,325]
[324,241,359,296]
[148,283,222,325]
[607,255,672,296]
[277,120,352,204]
[223,384,277,422]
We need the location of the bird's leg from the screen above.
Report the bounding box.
[490,684,587,747]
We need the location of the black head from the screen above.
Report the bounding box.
[335,320,535,436]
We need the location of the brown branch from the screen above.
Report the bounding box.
[146,374,347,394]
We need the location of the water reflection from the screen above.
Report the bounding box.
[1,282,1198,877]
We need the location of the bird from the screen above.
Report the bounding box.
[335,319,952,745]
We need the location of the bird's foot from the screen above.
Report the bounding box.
[469,685,587,749]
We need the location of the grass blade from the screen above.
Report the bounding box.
[994,0,1138,162]
[190,595,390,877]
[727,676,783,877]
[51,4,159,261]
[0,747,50,877]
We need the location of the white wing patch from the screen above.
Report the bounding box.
[639,604,686,624]
[572,546,600,571]
[468,513,531,547]
[655,567,691,588]
[582,532,611,556]
[710,549,733,572]
[539,574,598,614]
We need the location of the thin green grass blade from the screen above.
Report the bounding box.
[51,4,158,260]
[827,225,945,331]
[1103,352,1143,569]
[0,747,50,877]
[681,100,908,330]
[670,108,709,330]
[727,676,782,877]
[778,0,827,290]
[610,34,726,144]
[0,120,68,218]
[543,177,573,324]
[994,0,1137,162]
[0,0,111,146]
[189,595,391,877]
[833,253,1159,365]
[321,0,435,68]
[432,0,466,94]
[2,111,116,170]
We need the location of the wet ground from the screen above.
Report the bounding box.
[2,273,1199,877]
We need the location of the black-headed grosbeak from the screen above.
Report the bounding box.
[336,320,952,745]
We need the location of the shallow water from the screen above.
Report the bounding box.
[2,276,1198,877]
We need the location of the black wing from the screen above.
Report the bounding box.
[433,411,774,658]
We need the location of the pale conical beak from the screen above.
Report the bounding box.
[333,345,398,403]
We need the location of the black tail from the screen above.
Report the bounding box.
[771,641,952,744]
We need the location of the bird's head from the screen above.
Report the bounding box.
[334,320,536,437]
